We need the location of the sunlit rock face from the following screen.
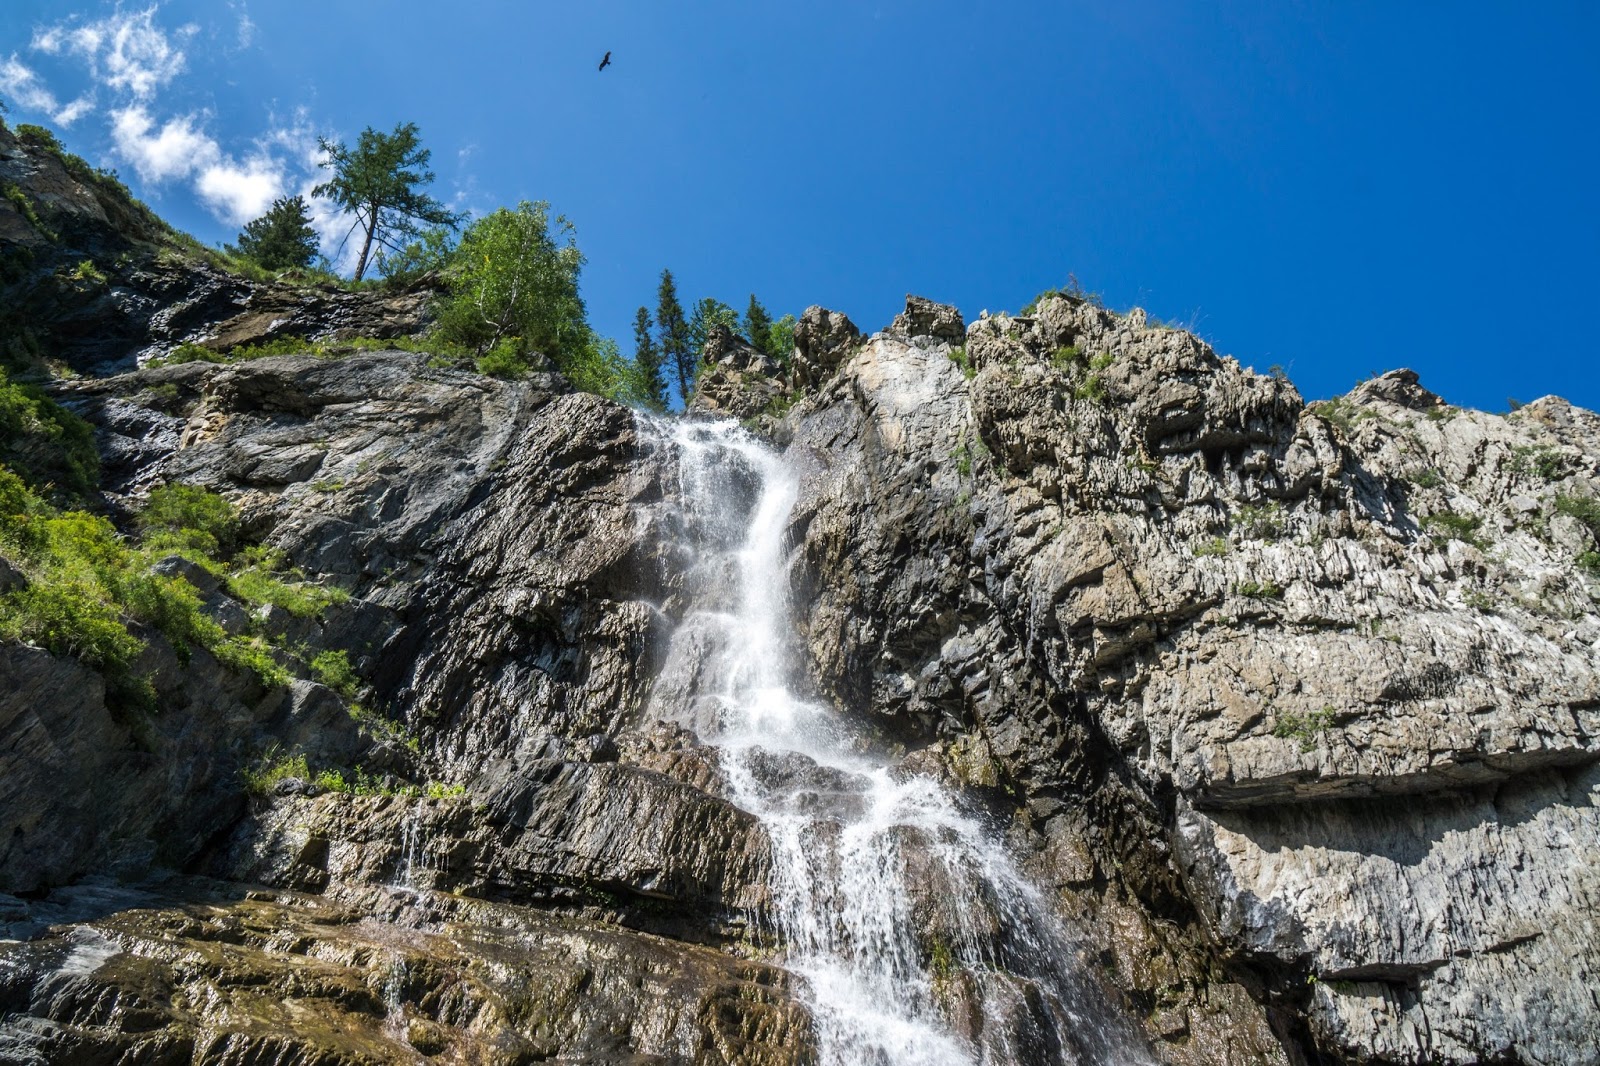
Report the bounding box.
[2,124,1597,1064]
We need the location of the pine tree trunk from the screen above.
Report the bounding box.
[353,206,378,281]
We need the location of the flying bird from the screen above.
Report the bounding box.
[598,51,612,71]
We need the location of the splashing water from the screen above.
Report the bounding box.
[393,809,428,891]
[640,417,1150,1066]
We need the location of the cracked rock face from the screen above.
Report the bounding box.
[2,260,1597,1062]
[765,293,1600,1064]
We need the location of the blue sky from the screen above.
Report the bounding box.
[2,1,1597,411]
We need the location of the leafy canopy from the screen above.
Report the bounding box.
[313,122,462,281]
[435,201,587,363]
[234,195,320,270]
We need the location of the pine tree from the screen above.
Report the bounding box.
[313,122,462,281]
[744,295,773,356]
[235,195,320,270]
[656,269,693,404]
[633,306,666,409]
[688,298,741,358]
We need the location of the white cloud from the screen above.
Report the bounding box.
[109,105,218,183]
[110,104,289,223]
[0,55,94,126]
[197,157,283,224]
[34,6,188,100]
[230,1,257,49]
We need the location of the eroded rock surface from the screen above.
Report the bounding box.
[758,292,1600,1064]
[2,221,1597,1061]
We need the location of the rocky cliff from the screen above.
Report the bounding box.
[1,122,1596,1065]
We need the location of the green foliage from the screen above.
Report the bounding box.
[744,295,774,357]
[1553,494,1600,538]
[688,297,741,357]
[1234,579,1284,600]
[1423,511,1485,548]
[435,201,587,365]
[310,648,360,697]
[379,224,458,281]
[1020,274,1102,315]
[474,338,530,379]
[313,122,462,281]
[1410,467,1445,490]
[767,314,797,363]
[1072,375,1106,404]
[1312,397,1374,434]
[1051,345,1082,370]
[1088,351,1115,372]
[562,333,656,406]
[1193,536,1229,557]
[3,182,54,239]
[633,306,666,409]
[947,344,975,380]
[0,368,99,498]
[150,342,226,366]
[228,547,349,619]
[1234,502,1285,541]
[138,483,238,557]
[241,749,311,794]
[928,938,957,981]
[1578,551,1600,577]
[67,259,107,285]
[1273,706,1336,752]
[656,269,693,404]
[1511,445,1565,481]
[235,195,320,270]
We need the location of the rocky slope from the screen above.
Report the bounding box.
[0,122,429,376]
[2,120,1597,1063]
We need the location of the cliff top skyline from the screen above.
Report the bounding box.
[1,0,1595,411]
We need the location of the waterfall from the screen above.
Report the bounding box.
[641,417,1151,1066]
[393,807,427,891]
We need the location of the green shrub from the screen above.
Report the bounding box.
[1235,580,1284,600]
[310,648,360,698]
[1410,468,1445,490]
[228,547,348,618]
[946,344,975,380]
[1554,494,1600,538]
[0,369,99,497]
[68,259,107,284]
[1050,345,1082,370]
[1423,511,1485,548]
[1072,375,1106,404]
[1578,551,1600,577]
[1234,502,1285,541]
[139,484,238,557]
[1193,536,1228,557]
[3,182,53,238]
[1511,445,1565,481]
[214,635,292,688]
[474,337,531,378]
[242,749,311,793]
[1273,706,1336,752]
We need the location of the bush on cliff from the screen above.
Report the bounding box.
[0,473,336,702]
[432,202,651,403]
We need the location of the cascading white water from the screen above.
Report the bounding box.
[642,417,1149,1066]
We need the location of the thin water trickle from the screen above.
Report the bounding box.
[640,417,1150,1066]
[393,809,427,891]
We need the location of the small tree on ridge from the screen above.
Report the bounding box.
[313,122,461,281]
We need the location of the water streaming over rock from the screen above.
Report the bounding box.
[641,417,1151,1066]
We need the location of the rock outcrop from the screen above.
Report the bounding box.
[761,292,1600,1064]
[0,122,430,375]
[3,146,1597,1063]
